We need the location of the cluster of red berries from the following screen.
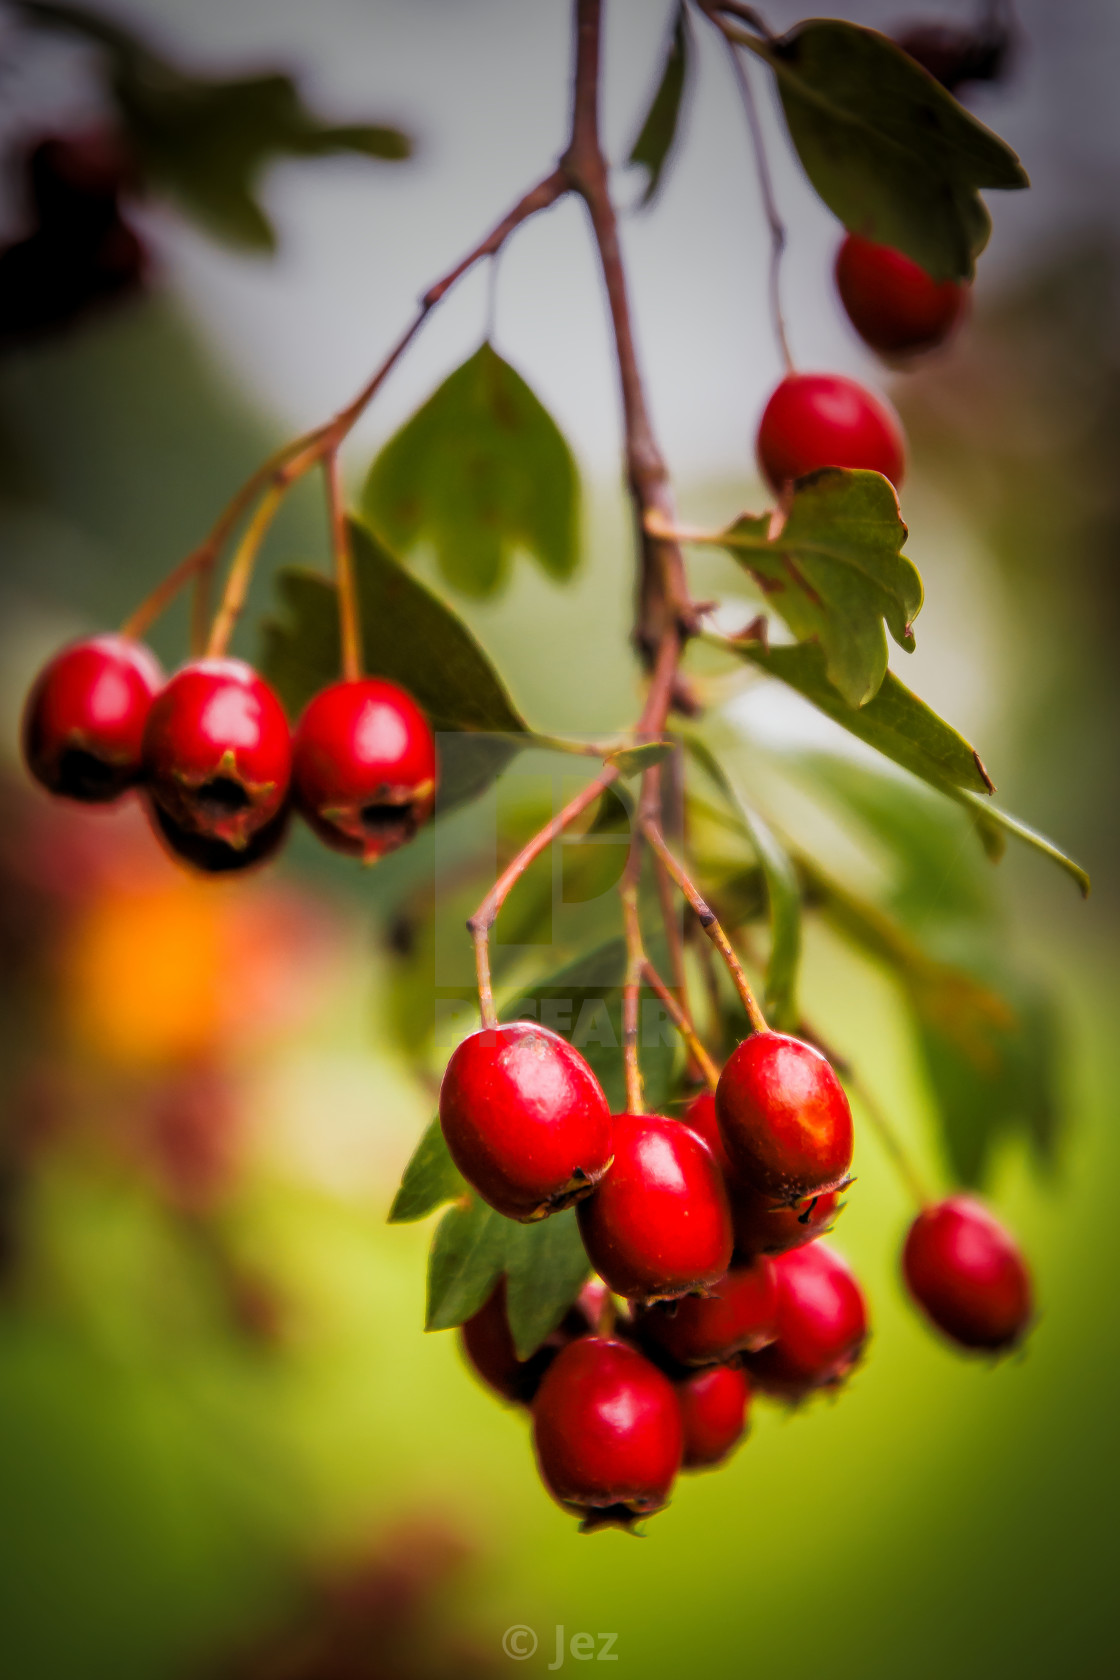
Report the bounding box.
[21,635,438,873]
[440,1021,1032,1529]
[755,233,967,495]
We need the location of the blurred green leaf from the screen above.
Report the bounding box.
[362,343,579,598]
[709,469,922,706]
[606,740,674,777]
[17,1,411,251]
[426,1196,507,1332]
[744,18,1027,280]
[261,521,528,814]
[388,1119,465,1224]
[628,2,692,207]
[504,1213,590,1359]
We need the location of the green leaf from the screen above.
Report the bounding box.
[605,740,674,777]
[684,736,801,1031]
[503,1213,590,1359]
[362,344,579,599]
[17,2,411,251]
[744,18,1027,280]
[426,1195,508,1332]
[388,1118,465,1224]
[261,521,528,815]
[628,2,692,207]
[960,796,1090,898]
[708,469,922,706]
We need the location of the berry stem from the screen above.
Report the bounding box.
[620,829,646,1115]
[640,960,720,1092]
[639,816,769,1035]
[205,477,290,660]
[324,449,362,682]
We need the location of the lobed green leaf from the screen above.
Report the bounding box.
[388,1118,465,1224]
[503,1213,590,1360]
[363,344,579,599]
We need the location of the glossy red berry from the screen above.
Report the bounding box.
[716,1032,853,1205]
[756,372,906,491]
[22,634,162,803]
[638,1256,777,1366]
[902,1196,1032,1352]
[532,1336,683,1527]
[146,796,290,876]
[836,234,966,357]
[577,1112,733,1303]
[439,1023,612,1222]
[142,658,291,850]
[292,678,437,863]
[747,1242,868,1401]
[677,1364,750,1470]
[731,1180,845,1258]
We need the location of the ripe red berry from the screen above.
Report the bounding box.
[292,678,437,863]
[146,797,290,875]
[715,1032,853,1205]
[142,658,291,850]
[577,1112,733,1303]
[747,1242,868,1401]
[677,1364,750,1470]
[532,1336,683,1527]
[439,1023,612,1222]
[902,1195,1032,1352]
[22,634,162,803]
[731,1180,845,1258]
[756,372,906,491]
[836,234,966,357]
[637,1256,777,1366]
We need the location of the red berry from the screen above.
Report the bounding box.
[836,234,966,357]
[716,1032,853,1204]
[902,1195,1032,1352]
[459,1278,562,1405]
[439,1023,612,1222]
[22,634,162,803]
[142,658,291,850]
[638,1256,776,1366]
[731,1180,845,1258]
[682,1090,736,1179]
[747,1242,868,1401]
[577,1112,733,1303]
[145,796,290,875]
[756,372,906,491]
[677,1364,750,1470]
[532,1336,683,1527]
[292,678,437,863]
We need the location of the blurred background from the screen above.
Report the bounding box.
[0,0,1116,1675]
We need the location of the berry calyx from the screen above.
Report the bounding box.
[438,1023,612,1222]
[746,1242,868,1401]
[637,1256,777,1366]
[836,234,966,357]
[715,1031,854,1205]
[22,634,163,804]
[146,797,290,876]
[577,1112,733,1303]
[292,678,437,863]
[756,372,906,491]
[677,1364,750,1471]
[531,1336,683,1528]
[142,658,291,849]
[902,1195,1033,1352]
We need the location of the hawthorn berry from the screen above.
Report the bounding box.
[638,1256,777,1366]
[22,634,162,803]
[715,1031,853,1205]
[835,233,966,357]
[902,1195,1033,1352]
[142,658,291,850]
[576,1112,733,1303]
[438,1022,612,1222]
[756,372,906,491]
[146,797,290,875]
[292,677,437,863]
[531,1336,683,1527]
[747,1241,868,1401]
[677,1364,750,1471]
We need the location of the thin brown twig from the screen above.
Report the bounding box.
[640,815,769,1035]
[640,959,720,1091]
[324,449,362,682]
[620,831,645,1114]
